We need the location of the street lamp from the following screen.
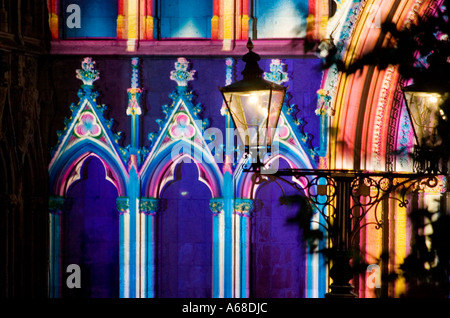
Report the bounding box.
[220,40,444,298]
[402,82,449,174]
[219,38,286,172]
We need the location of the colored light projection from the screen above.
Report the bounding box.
[251,160,307,297]
[160,0,212,38]
[314,0,446,298]
[50,0,325,41]
[62,0,118,38]
[47,0,449,299]
[157,163,213,297]
[74,112,102,138]
[63,156,120,298]
[48,55,325,298]
[254,0,309,38]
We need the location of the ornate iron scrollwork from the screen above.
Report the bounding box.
[251,169,444,246]
[249,168,445,297]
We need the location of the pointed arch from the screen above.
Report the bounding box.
[62,155,120,298]
[49,142,128,197]
[323,0,438,170]
[235,140,314,199]
[250,163,307,298]
[142,139,223,199]
[156,160,214,297]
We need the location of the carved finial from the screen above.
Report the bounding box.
[264,59,289,85]
[76,57,100,87]
[170,57,196,87]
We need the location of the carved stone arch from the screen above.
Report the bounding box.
[233,144,323,298]
[235,141,314,199]
[49,143,128,197]
[142,139,223,199]
[321,0,438,171]
[157,155,214,199]
[48,144,127,298]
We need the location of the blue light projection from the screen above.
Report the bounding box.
[159,0,212,38]
[49,56,325,298]
[255,0,308,38]
[62,0,118,38]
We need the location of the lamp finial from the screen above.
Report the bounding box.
[247,38,254,51]
[242,39,263,80]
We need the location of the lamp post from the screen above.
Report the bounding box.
[219,39,446,298]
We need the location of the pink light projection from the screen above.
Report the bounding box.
[74,112,102,138]
[169,113,196,139]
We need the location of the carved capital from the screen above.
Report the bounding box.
[234,198,254,217]
[140,197,159,216]
[116,197,129,215]
[210,198,225,216]
[49,196,65,214]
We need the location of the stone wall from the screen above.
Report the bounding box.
[0,0,52,298]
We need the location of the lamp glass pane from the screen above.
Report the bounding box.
[404,90,443,144]
[267,90,285,146]
[223,89,272,146]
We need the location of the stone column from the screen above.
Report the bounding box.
[234,198,254,298]
[139,197,159,298]
[210,198,225,298]
[48,196,65,298]
[116,196,130,298]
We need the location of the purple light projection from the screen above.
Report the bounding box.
[63,156,120,298]
[251,159,307,298]
[157,162,213,298]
